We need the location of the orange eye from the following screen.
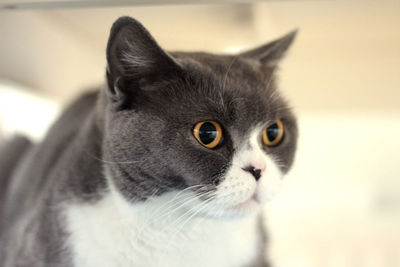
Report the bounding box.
[192,121,223,149]
[262,119,284,147]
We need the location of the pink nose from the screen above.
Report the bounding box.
[251,157,266,172]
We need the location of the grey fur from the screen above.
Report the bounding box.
[0,16,298,267]
[0,135,32,222]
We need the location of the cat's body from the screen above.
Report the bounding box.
[0,17,297,267]
[0,91,101,266]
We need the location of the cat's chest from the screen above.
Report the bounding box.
[65,192,261,267]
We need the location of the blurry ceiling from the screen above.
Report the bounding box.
[2,0,289,10]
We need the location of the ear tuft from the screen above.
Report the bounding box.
[240,29,298,67]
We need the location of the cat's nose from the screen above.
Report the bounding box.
[242,166,262,181]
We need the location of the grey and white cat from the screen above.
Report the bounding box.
[0,17,298,267]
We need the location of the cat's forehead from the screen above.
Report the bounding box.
[174,53,289,124]
[134,52,293,136]
[174,52,269,87]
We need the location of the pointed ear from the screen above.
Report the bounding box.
[240,30,298,67]
[106,16,182,106]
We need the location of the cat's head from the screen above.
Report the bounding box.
[102,17,298,217]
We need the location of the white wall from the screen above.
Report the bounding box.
[267,111,400,267]
[0,80,60,141]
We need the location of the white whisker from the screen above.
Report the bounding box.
[171,196,215,235]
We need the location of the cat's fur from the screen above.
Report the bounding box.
[0,17,298,267]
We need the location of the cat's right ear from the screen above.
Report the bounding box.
[239,30,298,68]
[106,16,182,107]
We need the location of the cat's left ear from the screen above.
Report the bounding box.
[240,30,298,67]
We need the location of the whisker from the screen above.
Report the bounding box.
[265,66,277,91]
[144,184,205,219]
[132,193,199,240]
[222,56,238,92]
[84,150,143,165]
[134,190,214,240]
[171,196,216,235]
[150,191,214,226]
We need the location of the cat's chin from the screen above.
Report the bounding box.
[199,198,261,220]
[226,197,261,217]
[232,197,259,211]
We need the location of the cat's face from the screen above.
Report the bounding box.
[103,17,297,217]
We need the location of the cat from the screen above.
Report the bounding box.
[0,16,298,267]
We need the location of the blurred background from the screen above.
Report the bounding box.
[0,0,399,266]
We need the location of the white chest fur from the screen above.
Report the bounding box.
[65,190,262,267]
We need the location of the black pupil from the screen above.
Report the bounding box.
[267,123,280,141]
[198,122,218,145]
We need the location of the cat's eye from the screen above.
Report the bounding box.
[192,121,223,149]
[262,119,284,147]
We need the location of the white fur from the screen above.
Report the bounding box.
[66,127,283,267]
[66,187,260,267]
[213,127,283,215]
